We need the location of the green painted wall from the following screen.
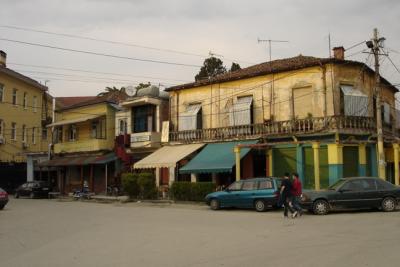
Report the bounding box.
[303,146,329,189]
[273,147,297,177]
[343,146,359,178]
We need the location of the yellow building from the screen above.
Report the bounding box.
[40,93,126,194]
[0,51,53,191]
[156,47,399,188]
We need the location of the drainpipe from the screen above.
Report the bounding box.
[320,63,328,124]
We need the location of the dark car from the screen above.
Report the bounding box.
[0,187,9,209]
[301,177,400,215]
[15,181,51,199]
[205,177,282,212]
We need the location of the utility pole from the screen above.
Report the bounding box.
[257,38,289,120]
[368,28,386,179]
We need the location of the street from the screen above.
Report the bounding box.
[1,199,400,267]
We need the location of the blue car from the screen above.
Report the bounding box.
[205,177,283,212]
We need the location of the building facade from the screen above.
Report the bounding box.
[0,51,53,192]
[157,47,399,189]
[39,93,126,194]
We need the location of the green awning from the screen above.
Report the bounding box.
[179,140,258,174]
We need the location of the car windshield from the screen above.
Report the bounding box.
[227,181,242,191]
[328,179,347,190]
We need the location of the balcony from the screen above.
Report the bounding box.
[54,139,112,154]
[130,132,161,149]
[169,116,379,143]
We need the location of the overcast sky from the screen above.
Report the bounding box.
[1,0,399,97]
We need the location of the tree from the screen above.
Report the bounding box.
[135,82,151,90]
[230,62,241,72]
[195,57,226,81]
[97,86,126,96]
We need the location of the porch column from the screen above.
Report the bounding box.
[296,144,305,185]
[358,144,367,176]
[312,142,320,190]
[155,167,160,187]
[190,173,198,183]
[169,166,175,186]
[267,148,273,176]
[393,144,399,186]
[234,146,241,181]
[327,144,343,185]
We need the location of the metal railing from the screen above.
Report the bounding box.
[169,116,377,143]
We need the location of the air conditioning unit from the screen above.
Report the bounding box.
[22,142,29,149]
[0,136,4,145]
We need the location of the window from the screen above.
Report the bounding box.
[242,181,257,191]
[22,125,26,142]
[340,85,369,117]
[11,122,16,140]
[0,83,4,102]
[54,126,63,143]
[132,105,156,133]
[23,92,28,109]
[33,96,37,112]
[376,179,396,190]
[32,127,36,144]
[119,119,128,135]
[42,128,47,140]
[382,102,391,124]
[178,103,202,131]
[12,89,17,105]
[227,181,243,191]
[341,180,363,191]
[229,96,253,126]
[68,125,77,141]
[91,118,106,139]
[259,180,273,190]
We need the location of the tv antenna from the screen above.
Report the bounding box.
[257,38,289,61]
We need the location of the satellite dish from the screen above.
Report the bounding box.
[125,85,137,97]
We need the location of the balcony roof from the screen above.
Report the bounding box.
[48,113,105,127]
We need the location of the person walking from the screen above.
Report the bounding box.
[280,172,295,219]
[291,172,303,217]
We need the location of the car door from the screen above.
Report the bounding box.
[220,181,243,207]
[357,179,381,207]
[236,180,258,208]
[256,179,276,206]
[20,183,29,196]
[334,180,363,208]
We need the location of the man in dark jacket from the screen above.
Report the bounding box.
[280,173,295,218]
[291,172,303,217]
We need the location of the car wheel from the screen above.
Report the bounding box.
[313,199,329,215]
[14,192,19,199]
[210,199,220,210]
[30,192,35,199]
[381,197,396,212]
[254,200,266,212]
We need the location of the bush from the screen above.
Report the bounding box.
[121,173,139,198]
[137,173,157,199]
[171,182,216,202]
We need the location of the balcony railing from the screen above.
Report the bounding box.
[169,116,377,143]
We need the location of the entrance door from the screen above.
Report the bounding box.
[343,146,359,178]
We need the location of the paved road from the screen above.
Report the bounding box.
[1,198,400,267]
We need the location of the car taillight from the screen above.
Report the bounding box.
[0,192,7,198]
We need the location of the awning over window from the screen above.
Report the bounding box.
[340,85,368,117]
[133,143,205,169]
[179,140,258,174]
[229,96,253,126]
[178,104,202,131]
[38,152,117,167]
[48,114,105,127]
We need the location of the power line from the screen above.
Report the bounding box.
[345,40,367,51]
[8,62,191,83]
[0,24,254,66]
[0,37,201,68]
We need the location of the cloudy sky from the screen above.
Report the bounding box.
[1,0,399,97]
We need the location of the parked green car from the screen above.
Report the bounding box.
[205,177,282,212]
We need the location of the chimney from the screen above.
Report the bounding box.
[0,50,6,67]
[332,46,345,60]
